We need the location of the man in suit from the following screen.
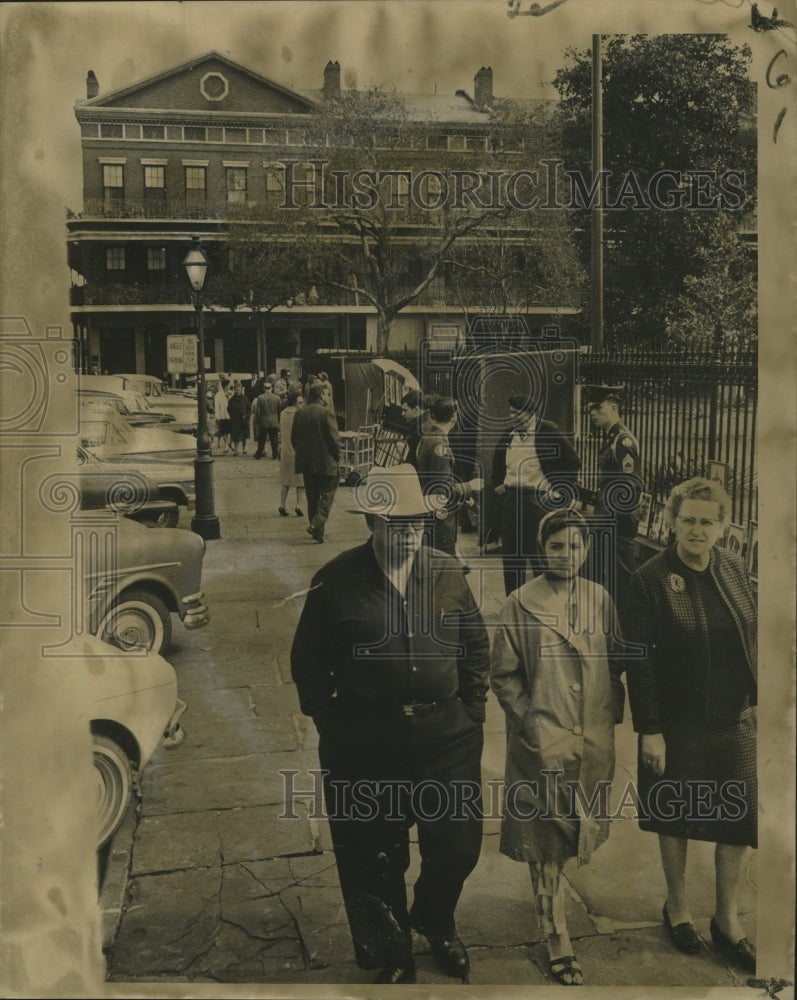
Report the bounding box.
[291,381,340,542]
[291,463,489,984]
[491,392,581,595]
[252,382,282,460]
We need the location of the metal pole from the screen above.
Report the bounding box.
[191,295,221,540]
[591,34,604,350]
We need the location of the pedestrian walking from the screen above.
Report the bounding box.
[213,377,232,454]
[583,384,644,609]
[278,389,306,518]
[624,477,757,973]
[490,508,626,986]
[227,382,251,456]
[252,384,282,460]
[491,393,581,596]
[291,381,340,543]
[415,396,483,557]
[291,463,490,985]
[400,389,430,468]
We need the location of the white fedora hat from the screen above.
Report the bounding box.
[346,463,439,517]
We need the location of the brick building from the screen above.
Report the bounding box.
[67,51,577,377]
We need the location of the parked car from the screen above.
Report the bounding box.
[87,517,210,654]
[68,634,185,847]
[114,374,200,432]
[80,406,197,460]
[76,443,195,528]
[78,387,176,427]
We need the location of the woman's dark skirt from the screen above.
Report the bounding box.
[637,707,757,847]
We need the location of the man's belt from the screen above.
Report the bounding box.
[401,700,441,717]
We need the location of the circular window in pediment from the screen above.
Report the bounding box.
[200,72,229,102]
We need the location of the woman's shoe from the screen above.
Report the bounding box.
[709,917,756,973]
[295,508,304,517]
[278,507,289,517]
[662,903,700,954]
[549,955,583,986]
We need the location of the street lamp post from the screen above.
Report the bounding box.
[183,237,221,540]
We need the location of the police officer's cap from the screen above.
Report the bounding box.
[582,384,624,409]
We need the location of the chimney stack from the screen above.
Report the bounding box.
[323,60,341,101]
[86,70,99,99]
[474,66,493,108]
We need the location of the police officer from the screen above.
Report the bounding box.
[583,384,643,609]
[416,396,483,557]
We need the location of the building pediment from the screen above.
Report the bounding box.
[80,51,316,116]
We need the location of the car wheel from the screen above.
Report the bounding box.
[98,590,173,655]
[93,734,134,849]
[143,508,180,529]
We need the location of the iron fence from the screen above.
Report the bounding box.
[576,347,758,529]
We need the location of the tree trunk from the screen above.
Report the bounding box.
[376,312,392,356]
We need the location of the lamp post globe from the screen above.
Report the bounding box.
[183,237,221,540]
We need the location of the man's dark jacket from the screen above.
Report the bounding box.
[491,419,581,492]
[291,401,340,475]
[290,540,490,773]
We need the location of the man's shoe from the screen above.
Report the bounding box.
[709,917,756,973]
[662,903,700,955]
[374,958,417,984]
[306,526,324,543]
[426,934,470,980]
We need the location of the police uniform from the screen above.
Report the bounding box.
[416,424,468,556]
[584,386,643,609]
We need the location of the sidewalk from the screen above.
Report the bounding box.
[104,453,756,988]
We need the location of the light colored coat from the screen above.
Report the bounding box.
[491,575,625,865]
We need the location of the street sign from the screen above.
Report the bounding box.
[167,334,198,374]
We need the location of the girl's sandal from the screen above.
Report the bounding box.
[549,955,583,986]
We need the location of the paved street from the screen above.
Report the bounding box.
[103,451,756,988]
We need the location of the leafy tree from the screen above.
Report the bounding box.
[297,87,583,353]
[664,212,757,352]
[553,34,756,347]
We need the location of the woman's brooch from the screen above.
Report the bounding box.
[668,573,686,593]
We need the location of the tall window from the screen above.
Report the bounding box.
[147,247,167,270]
[264,165,285,207]
[226,167,247,204]
[147,247,167,285]
[103,164,124,208]
[106,247,126,272]
[185,166,206,214]
[143,165,166,214]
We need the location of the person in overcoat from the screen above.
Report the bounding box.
[291,381,340,542]
[624,477,757,973]
[491,393,581,596]
[226,382,251,456]
[277,389,306,517]
[252,384,282,460]
[291,464,490,985]
[491,508,625,986]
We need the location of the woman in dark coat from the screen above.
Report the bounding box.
[624,477,757,973]
[227,382,251,456]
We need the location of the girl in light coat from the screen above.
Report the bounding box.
[491,508,625,986]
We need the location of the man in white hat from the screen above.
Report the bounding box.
[291,464,490,985]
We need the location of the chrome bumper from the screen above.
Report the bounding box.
[181,590,210,630]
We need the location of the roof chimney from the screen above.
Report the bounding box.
[323,60,341,101]
[474,66,493,108]
[86,70,99,99]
